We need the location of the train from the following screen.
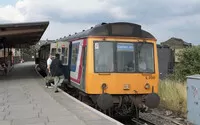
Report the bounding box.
[157,45,175,79]
[36,22,160,119]
[36,40,70,79]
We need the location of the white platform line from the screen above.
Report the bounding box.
[34,64,124,125]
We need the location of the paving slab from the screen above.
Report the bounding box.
[0,120,11,125]
[12,117,48,125]
[0,62,123,125]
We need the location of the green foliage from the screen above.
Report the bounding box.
[21,45,36,56]
[174,45,200,81]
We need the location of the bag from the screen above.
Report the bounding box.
[46,81,51,86]
[45,72,54,86]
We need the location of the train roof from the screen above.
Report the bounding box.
[38,40,56,47]
[61,22,156,41]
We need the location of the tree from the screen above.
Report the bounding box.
[174,45,200,81]
[20,45,37,61]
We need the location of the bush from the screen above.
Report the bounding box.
[174,45,200,81]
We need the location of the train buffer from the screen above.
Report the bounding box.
[0,62,123,125]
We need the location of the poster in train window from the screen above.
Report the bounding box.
[117,43,135,72]
[71,43,80,71]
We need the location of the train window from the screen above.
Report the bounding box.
[116,43,136,72]
[138,43,154,73]
[61,47,68,65]
[58,48,61,53]
[42,49,45,59]
[61,56,64,63]
[64,48,68,65]
[94,42,114,72]
[62,48,65,55]
[71,43,80,71]
[51,48,56,56]
[94,41,155,73]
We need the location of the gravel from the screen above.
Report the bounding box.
[139,108,192,125]
[140,112,177,125]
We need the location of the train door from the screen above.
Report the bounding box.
[60,42,70,79]
[50,43,57,59]
[70,39,86,91]
[60,42,69,65]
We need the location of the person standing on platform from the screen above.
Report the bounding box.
[45,54,53,88]
[50,54,64,93]
[47,54,52,73]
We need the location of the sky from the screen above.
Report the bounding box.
[0,0,199,45]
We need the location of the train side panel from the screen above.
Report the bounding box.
[69,39,87,92]
[38,44,50,72]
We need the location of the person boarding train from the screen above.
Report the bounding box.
[45,54,53,88]
[50,54,64,93]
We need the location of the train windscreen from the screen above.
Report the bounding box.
[94,41,155,73]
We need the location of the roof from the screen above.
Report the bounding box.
[161,37,192,49]
[38,40,56,47]
[0,21,49,48]
[187,74,200,80]
[61,22,156,41]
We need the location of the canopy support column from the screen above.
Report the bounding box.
[3,41,6,63]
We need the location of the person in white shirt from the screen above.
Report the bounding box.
[46,54,53,88]
[47,54,52,73]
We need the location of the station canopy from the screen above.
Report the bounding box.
[0,21,49,48]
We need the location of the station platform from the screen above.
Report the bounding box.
[0,62,123,125]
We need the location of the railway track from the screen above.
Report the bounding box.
[115,116,156,125]
[132,118,156,125]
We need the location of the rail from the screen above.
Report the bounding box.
[131,118,156,125]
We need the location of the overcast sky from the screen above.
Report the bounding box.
[0,0,199,45]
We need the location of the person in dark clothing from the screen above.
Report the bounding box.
[50,54,64,93]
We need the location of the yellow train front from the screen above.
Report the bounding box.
[62,22,160,118]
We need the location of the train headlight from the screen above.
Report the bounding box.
[144,83,150,89]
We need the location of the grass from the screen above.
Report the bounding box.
[158,79,187,117]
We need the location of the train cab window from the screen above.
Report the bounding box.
[138,43,154,73]
[117,43,135,72]
[94,41,155,73]
[94,42,114,72]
